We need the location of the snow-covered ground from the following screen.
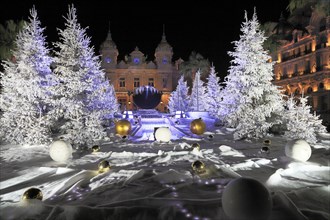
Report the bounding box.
[1,127,329,220]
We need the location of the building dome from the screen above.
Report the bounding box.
[272,13,294,39]
[155,31,173,53]
[100,30,117,50]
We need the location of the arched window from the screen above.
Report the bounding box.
[294,88,300,96]
[318,83,324,91]
[307,87,313,94]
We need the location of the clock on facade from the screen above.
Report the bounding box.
[133,58,140,64]
[162,57,168,64]
[105,57,112,63]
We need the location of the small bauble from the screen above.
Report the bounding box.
[190,119,206,135]
[22,188,43,201]
[115,119,131,136]
[285,139,311,162]
[263,139,271,145]
[191,160,206,174]
[49,140,72,163]
[155,127,171,142]
[261,146,270,154]
[92,145,100,152]
[98,160,110,173]
[222,177,272,220]
[191,143,200,151]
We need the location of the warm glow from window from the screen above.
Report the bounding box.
[312,39,316,52]
[325,82,330,90]
[277,53,281,63]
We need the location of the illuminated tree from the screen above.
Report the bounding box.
[283,95,326,144]
[52,5,117,146]
[0,8,55,145]
[206,66,223,117]
[168,76,190,114]
[189,70,208,111]
[219,10,284,140]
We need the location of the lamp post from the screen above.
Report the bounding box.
[127,91,133,110]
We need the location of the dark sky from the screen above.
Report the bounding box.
[0,0,290,79]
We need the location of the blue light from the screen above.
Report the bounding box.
[105,57,112,63]
[133,58,140,64]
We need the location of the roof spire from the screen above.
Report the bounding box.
[107,21,112,40]
[162,24,166,42]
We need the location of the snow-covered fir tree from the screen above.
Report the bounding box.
[206,66,222,117]
[52,5,117,147]
[189,70,208,111]
[219,10,284,140]
[0,8,56,145]
[283,95,326,144]
[168,76,190,114]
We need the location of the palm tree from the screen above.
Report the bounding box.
[0,20,25,63]
[179,51,210,90]
[287,0,329,16]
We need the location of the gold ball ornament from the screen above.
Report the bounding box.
[22,188,43,201]
[191,143,200,151]
[98,160,110,173]
[191,160,206,174]
[92,145,100,152]
[115,119,131,136]
[190,118,206,135]
[263,139,271,145]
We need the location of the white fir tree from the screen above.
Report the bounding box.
[0,8,56,145]
[52,5,117,147]
[168,76,190,114]
[206,66,222,117]
[283,95,326,144]
[219,9,284,140]
[189,70,208,111]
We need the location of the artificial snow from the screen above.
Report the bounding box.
[1,126,329,220]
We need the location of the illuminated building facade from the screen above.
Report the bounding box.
[99,29,182,112]
[271,11,330,123]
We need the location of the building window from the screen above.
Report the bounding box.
[319,83,324,90]
[119,78,125,88]
[305,60,310,73]
[148,78,154,87]
[162,78,167,88]
[307,87,313,94]
[134,78,140,88]
[294,64,298,75]
[283,67,287,77]
[118,98,127,111]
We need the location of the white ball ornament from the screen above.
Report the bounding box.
[222,177,272,220]
[285,139,311,162]
[155,127,171,142]
[49,140,73,163]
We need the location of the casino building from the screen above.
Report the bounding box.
[99,29,182,112]
[270,9,330,124]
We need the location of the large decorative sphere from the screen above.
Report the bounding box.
[285,139,311,162]
[155,127,171,142]
[49,140,72,163]
[98,160,110,173]
[22,188,43,201]
[115,119,131,136]
[191,160,206,174]
[92,145,100,153]
[191,143,200,151]
[222,177,272,220]
[190,119,206,135]
[133,86,162,109]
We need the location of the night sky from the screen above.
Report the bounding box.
[1,0,290,79]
